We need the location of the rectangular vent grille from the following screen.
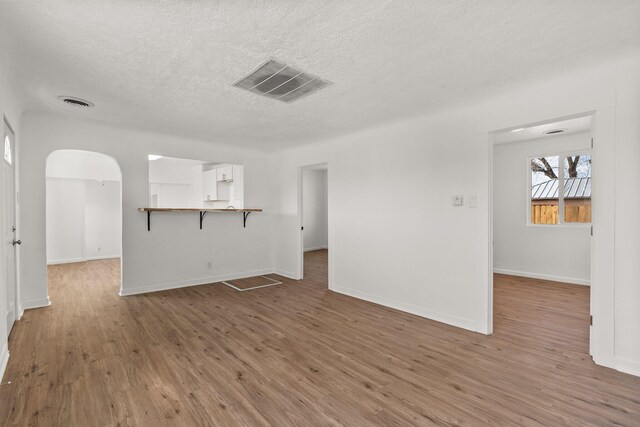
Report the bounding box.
[232,58,331,103]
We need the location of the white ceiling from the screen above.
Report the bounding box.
[0,1,638,151]
[493,115,592,145]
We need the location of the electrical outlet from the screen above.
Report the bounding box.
[98,247,102,252]
[207,262,212,270]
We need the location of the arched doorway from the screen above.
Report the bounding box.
[45,150,122,299]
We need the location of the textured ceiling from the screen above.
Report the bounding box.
[0,1,638,151]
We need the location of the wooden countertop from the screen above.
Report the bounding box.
[138,208,262,212]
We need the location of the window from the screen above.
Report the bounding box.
[3,135,11,165]
[530,154,591,224]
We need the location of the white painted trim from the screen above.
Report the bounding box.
[303,245,328,252]
[120,268,274,296]
[332,284,479,333]
[46,257,85,265]
[21,296,51,311]
[493,268,590,286]
[485,131,494,335]
[274,269,297,280]
[614,356,640,377]
[486,97,617,371]
[0,343,9,382]
[84,255,120,261]
[47,255,121,265]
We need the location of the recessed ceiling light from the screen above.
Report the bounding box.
[57,96,94,107]
[544,128,567,135]
[148,154,162,161]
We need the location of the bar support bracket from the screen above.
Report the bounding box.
[140,208,261,231]
[199,211,207,230]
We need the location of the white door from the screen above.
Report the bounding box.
[3,119,17,334]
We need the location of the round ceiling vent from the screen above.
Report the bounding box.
[544,128,566,135]
[57,96,94,108]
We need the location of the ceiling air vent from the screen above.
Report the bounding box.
[232,58,331,103]
[57,96,94,107]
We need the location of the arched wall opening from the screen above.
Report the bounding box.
[45,150,123,298]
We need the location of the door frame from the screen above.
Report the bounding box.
[489,111,594,343]
[2,115,18,330]
[44,150,124,297]
[486,105,615,369]
[298,163,329,281]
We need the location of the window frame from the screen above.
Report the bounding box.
[527,149,592,227]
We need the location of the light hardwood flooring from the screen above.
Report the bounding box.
[1,251,639,426]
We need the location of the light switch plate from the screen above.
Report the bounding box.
[452,195,464,206]
[468,195,477,208]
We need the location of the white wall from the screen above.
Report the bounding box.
[149,156,202,208]
[84,180,121,259]
[148,156,199,185]
[275,109,489,334]
[493,132,592,285]
[273,52,640,376]
[46,178,85,263]
[303,169,328,251]
[19,113,274,305]
[46,150,122,264]
[47,150,121,181]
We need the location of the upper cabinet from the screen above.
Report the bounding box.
[203,169,217,201]
[216,165,234,182]
[202,164,243,205]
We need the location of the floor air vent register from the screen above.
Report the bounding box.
[232,58,331,103]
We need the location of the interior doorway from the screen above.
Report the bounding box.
[3,117,18,335]
[491,113,593,354]
[300,163,328,282]
[45,150,122,298]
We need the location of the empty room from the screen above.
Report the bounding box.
[1,2,639,426]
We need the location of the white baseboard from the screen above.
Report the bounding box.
[85,255,120,261]
[614,356,640,377]
[0,343,9,383]
[21,296,51,311]
[47,255,121,265]
[47,257,85,265]
[304,245,328,252]
[120,268,275,296]
[331,284,479,333]
[274,269,298,280]
[493,268,590,286]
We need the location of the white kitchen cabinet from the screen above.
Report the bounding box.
[216,165,233,182]
[216,182,231,201]
[202,169,217,201]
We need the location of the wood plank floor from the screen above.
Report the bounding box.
[1,251,639,426]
